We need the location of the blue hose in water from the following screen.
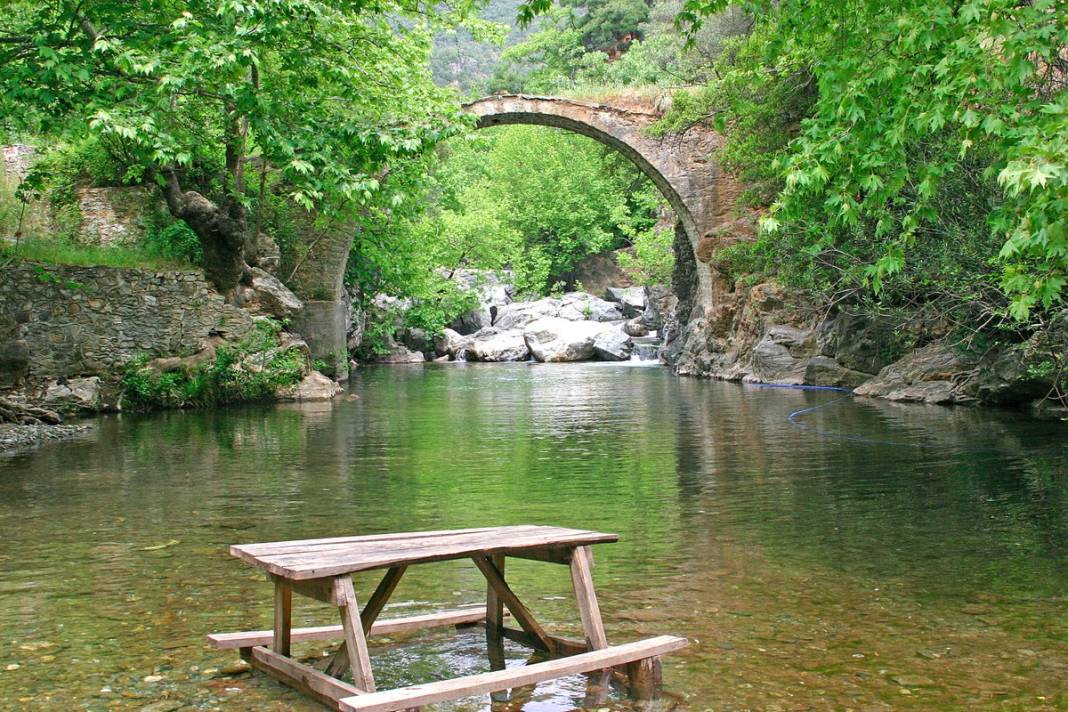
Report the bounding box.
[749,382,1068,453]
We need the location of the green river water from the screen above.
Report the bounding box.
[1,363,1067,711]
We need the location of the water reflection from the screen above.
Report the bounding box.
[0,363,1065,710]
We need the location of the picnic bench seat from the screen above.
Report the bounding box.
[208,525,687,711]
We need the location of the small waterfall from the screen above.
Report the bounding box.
[631,332,662,362]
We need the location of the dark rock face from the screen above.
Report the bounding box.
[662,232,1068,411]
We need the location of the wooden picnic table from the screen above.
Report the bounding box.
[208,525,687,711]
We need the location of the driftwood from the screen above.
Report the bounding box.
[0,396,62,425]
[148,336,225,373]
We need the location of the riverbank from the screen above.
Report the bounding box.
[0,421,91,452]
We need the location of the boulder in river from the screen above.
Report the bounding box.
[593,326,633,361]
[623,317,650,338]
[523,318,608,362]
[493,298,561,331]
[44,376,103,412]
[437,328,474,361]
[279,371,343,401]
[470,327,530,362]
[447,269,514,335]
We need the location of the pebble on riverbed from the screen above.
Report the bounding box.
[0,423,91,453]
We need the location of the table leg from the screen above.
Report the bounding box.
[336,575,377,692]
[569,545,608,650]
[486,554,506,661]
[486,554,507,701]
[273,577,292,656]
[326,567,405,678]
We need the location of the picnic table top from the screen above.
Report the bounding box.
[231,525,618,580]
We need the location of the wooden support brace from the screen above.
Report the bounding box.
[499,627,588,657]
[247,645,363,709]
[338,636,688,712]
[472,555,556,654]
[327,566,406,678]
[569,545,608,650]
[335,576,377,692]
[208,607,508,649]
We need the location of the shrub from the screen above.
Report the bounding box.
[120,320,305,411]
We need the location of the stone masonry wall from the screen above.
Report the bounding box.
[1,144,35,181]
[76,186,158,245]
[0,264,254,380]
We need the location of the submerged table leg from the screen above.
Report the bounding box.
[486,554,507,701]
[570,545,611,704]
[486,555,506,665]
[273,577,293,656]
[473,555,556,653]
[627,656,663,700]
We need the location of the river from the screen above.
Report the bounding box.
[1,363,1066,710]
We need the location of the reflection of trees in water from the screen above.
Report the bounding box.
[667,379,1068,598]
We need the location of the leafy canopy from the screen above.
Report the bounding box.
[658,0,1067,320]
[0,0,469,215]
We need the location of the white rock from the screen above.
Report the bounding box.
[437,328,474,360]
[471,328,530,362]
[558,292,623,322]
[250,267,304,318]
[493,298,561,331]
[593,326,633,361]
[523,318,610,362]
[604,286,645,317]
[44,376,102,410]
[278,371,342,401]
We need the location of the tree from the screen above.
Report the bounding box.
[668,0,1067,321]
[0,0,466,295]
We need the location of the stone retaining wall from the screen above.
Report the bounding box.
[0,264,253,381]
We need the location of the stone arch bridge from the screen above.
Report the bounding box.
[292,95,744,374]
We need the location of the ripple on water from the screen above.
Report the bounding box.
[0,363,1066,710]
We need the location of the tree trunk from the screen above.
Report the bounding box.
[162,170,252,295]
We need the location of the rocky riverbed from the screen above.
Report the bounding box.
[0,422,92,452]
[369,271,672,365]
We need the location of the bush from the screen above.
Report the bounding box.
[120,320,305,411]
[618,225,675,285]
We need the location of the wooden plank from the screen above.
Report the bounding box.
[569,546,608,650]
[472,555,556,654]
[362,566,407,633]
[504,547,573,565]
[208,607,506,649]
[236,528,616,580]
[499,627,588,656]
[236,526,513,557]
[327,565,407,677]
[486,554,506,681]
[248,645,362,709]
[290,576,345,605]
[231,526,618,580]
[337,636,689,712]
[336,576,376,692]
[274,578,293,656]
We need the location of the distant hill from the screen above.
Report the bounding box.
[430,0,529,96]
